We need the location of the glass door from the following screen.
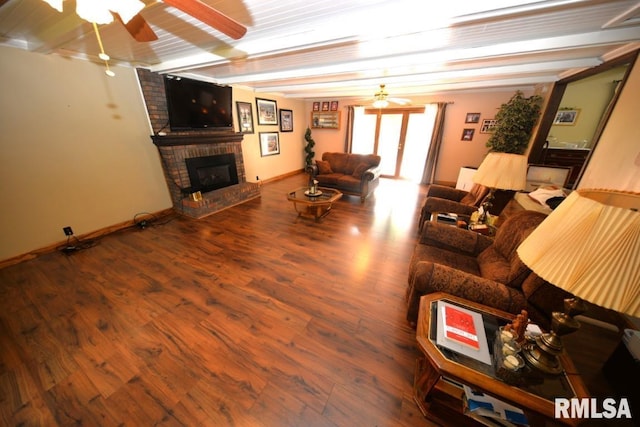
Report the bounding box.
[352,106,435,182]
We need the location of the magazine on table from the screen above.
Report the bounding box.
[436,300,491,365]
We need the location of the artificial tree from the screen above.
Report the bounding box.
[304,127,316,166]
[487,90,543,154]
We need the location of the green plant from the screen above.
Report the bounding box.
[304,127,316,166]
[487,91,543,154]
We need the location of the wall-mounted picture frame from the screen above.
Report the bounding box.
[330,101,339,111]
[311,111,341,130]
[279,109,293,132]
[259,132,280,156]
[553,109,580,125]
[321,101,330,111]
[461,128,475,141]
[236,101,254,134]
[480,119,497,133]
[465,113,481,123]
[313,102,320,112]
[256,98,278,125]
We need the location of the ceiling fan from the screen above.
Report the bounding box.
[42,0,247,42]
[371,84,410,108]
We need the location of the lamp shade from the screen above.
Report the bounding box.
[472,152,528,191]
[517,189,640,317]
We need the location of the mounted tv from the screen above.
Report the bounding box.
[164,75,233,130]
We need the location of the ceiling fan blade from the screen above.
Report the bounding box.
[114,13,158,42]
[163,0,247,40]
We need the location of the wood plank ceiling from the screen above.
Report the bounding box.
[1,0,639,102]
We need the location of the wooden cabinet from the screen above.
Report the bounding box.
[310,111,340,129]
[542,148,589,187]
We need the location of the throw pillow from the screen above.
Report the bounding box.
[316,160,333,175]
[352,163,369,177]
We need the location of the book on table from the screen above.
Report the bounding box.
[436,300,491,365]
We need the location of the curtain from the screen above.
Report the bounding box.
[345,105,356,152]
[421,102,449,184]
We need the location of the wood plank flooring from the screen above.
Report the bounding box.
[0,174,438,427]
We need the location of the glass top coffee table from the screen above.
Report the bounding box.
[286,187,342,222]
[414,292,589,426]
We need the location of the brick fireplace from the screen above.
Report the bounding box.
[138,68,260,218]
[152,133,260,219]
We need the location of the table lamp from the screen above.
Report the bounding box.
[516,189,640,373]
[472,152,528,221]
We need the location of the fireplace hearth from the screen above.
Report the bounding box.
[151,133,260,218]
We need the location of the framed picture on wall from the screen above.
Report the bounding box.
[465,113,481,123]
[553,109,580,125]
[279,109,293,132]
[480,119,497,133]
[256,98,278,125]
[259,132,280,156]
[461,128,475,141]
[236,101,254,134]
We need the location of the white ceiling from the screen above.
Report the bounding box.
[1,0,640,103]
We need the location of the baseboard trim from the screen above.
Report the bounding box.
[0,208,175,269]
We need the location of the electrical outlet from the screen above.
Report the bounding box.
[63,226,73,236]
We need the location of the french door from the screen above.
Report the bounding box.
[351,105,437,182]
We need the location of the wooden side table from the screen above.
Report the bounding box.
[414,293,589,426]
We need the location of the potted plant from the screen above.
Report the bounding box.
[304,127,316,166]
[487,90,543,154]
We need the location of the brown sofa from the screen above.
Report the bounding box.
[406,210,575,329]
[417,183,489,232]
[306,152,382,202]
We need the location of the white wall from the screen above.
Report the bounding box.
[0,46,172,261]
[579,59,640,191]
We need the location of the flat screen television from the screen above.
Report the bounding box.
[164,75,233,130]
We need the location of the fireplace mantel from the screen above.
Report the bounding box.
[151,132,244,147]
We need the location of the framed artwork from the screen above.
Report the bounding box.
[259,132,280,156]
[313,102,320,111]
[330,101,339,111]
[236,101,254,134]
[461,128,475,141]
[279,109,293,132]
[256,98,278,125]
[311,111,341,130]
[553,109,580,125]
[465,113,481,123]
[480,119,497,133]
[321,101,330,111]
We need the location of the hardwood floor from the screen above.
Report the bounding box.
[0,174,439,427]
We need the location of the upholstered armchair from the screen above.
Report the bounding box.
[406,210,571,328]
[417,183,489,232]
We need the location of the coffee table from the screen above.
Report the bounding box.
[286,187,342,222]
[414,293,589,426]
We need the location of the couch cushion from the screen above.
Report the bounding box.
[316,160,333,175]
[477,210,547,289]
[410,243,481,279]
[352,163,369,177]
[323,152,348,174]
[315,173,341,186]
[336,175,361,191]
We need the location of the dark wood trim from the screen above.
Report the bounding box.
[151,132,244,146]
[0,208,175,269]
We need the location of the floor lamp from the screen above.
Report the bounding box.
[517,189,640,374]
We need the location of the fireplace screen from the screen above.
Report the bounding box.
[185,153,239,193]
